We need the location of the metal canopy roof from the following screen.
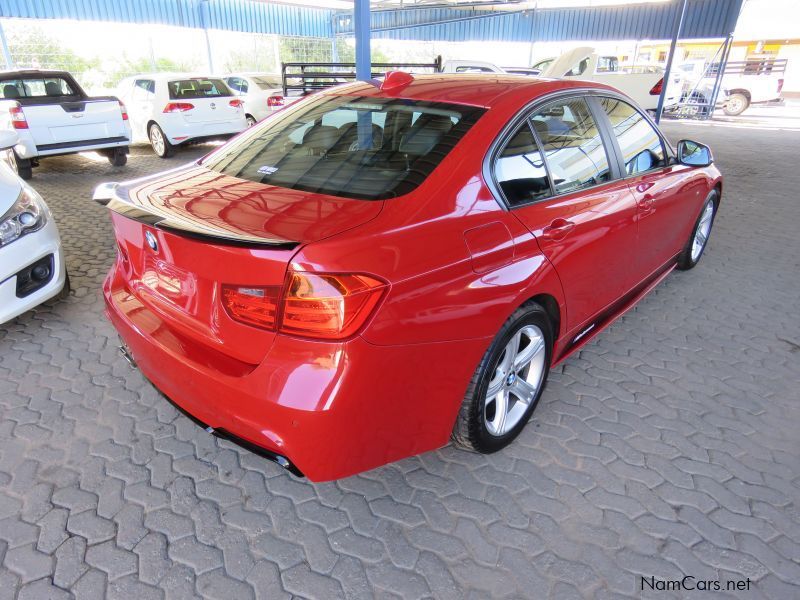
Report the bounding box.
[0,0,743,41]
[334,0,745,41]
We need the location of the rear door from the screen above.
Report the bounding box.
[493,95,639,334]
[167,78,241,124]
[595,96,701,279]
[130,79,155,139]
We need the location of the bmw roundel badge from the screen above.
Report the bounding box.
[145,230,158,252]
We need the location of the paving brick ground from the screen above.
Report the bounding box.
[1,121,799,599]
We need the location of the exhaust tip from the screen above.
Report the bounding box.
[118,344,137,368]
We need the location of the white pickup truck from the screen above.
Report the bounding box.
[677,59,785,116]
[440,60,540,76]
[540,47,682,111]
[0,70,131,179]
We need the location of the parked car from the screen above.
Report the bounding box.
[440,60,539,76]
[95,73,721,481]
[0,129,67,324]
[540,47,683,111]
[223,73,289,126]
[677,59,785,116]
[0,69,131,179]
[116,74,248,157]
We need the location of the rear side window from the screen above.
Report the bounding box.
[168,78,231,99]
[494,125,550,205]
[203,95,484,200]
[530,97,611,194]
[133,79,155,100]
[226,77,248,93]
[1,77,78,99]
[599,97,666,175]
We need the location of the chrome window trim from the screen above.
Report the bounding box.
[483,88,675,211]
[594,94,674,180]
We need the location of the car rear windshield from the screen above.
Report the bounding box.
[168,78,231,99]
[1,77,79,100]
[202,95,485,200]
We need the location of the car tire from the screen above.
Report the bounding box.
[723,93,749,116]
[10,151,33,180]
[452,302,553,453]
[54,271,71,302]
[149,123,175,158]
[677,191,718,270]
[245,114,257,127]
[108,147,128,167]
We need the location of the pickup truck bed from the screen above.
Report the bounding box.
[0,70,131,178]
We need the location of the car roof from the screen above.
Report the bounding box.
[226,73,281,78]
[123,73,225,82]
[324,73,614,109]
[0,69,74,79]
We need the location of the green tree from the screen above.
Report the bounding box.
[7,25,98,79]
[105,55,197,88]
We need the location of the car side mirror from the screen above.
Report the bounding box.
[0,129,19,151]
[677,139,713,167]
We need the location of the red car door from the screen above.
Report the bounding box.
[596,97,699,279]
[492,96,638,335]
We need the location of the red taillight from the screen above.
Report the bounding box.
[9,104,28,129]
[229,99,243,108]
[163,102,195,113]
[649,78,664,96]
[267,95,284,108]
[221,271,387,339]
[778,78,784,94]
[280,272,386,340]
[222,285,281,330]
[119,100,128,121]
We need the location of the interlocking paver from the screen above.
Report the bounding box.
[0,123,799,598]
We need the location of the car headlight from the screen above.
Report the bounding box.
[0,186,48,248]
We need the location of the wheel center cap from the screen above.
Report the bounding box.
[506,372,516,386]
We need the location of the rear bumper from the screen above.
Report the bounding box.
[103,262,489,481]
[15,134,131,159]
[0,218,66,324]
[161,118,248,145]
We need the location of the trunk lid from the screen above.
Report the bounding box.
[24,99,128,146]
[179,96,242,124]
[103,165,382,365]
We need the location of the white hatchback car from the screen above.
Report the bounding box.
[223,73,287,126]
[0,130,67,324]
[117,74,248,157]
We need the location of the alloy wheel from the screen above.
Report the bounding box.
[484,324,547,436]
[691,201,715,262]
[150,127,165,156]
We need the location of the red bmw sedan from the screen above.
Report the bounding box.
[96,73,721,481]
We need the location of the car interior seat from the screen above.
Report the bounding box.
[2,84,20,99]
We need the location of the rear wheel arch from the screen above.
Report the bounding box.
[728,88,751,100]
[527,293,561,342]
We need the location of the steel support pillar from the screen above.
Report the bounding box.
[354,0,371,81]
[200,0,214,73]
[655,0,688,123]
[0,20,13,70]
[707,34,734,118]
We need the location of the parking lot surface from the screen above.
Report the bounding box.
[1,122,799,599]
